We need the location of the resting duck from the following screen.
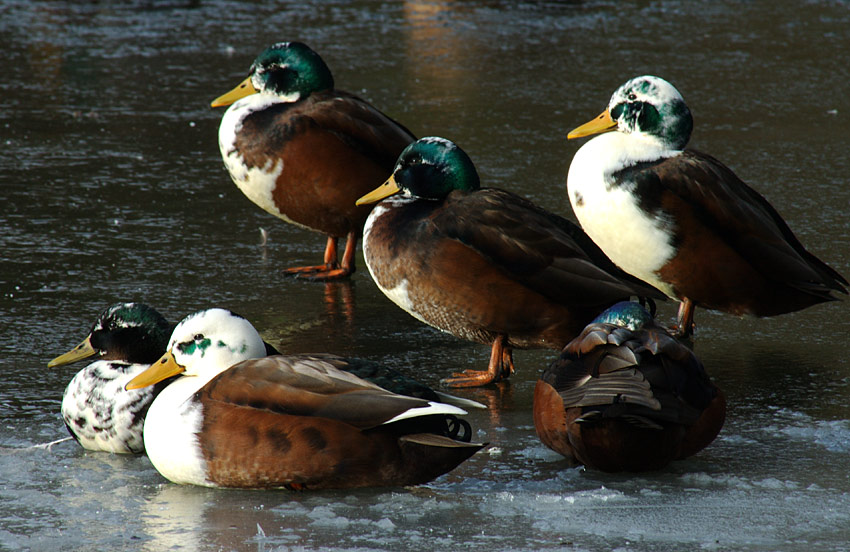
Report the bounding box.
[125,308,485,490]
[48,303,174,454]
[567,75,847,336]
[356,137,665,387]
[533,301,725,472]
[211,41,416,280]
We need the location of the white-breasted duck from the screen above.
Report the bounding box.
[567,75,847,336]
[125,308,485,490]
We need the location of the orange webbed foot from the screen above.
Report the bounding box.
[281,264,354,281]
[443,335,514,388]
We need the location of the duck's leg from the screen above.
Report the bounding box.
[673,297,696,338]
[282,235,356,281]
[499,344,515,379]
[444,334,514,387]
[337,231,358,276]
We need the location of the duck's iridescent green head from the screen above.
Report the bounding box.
[593,301,653,331]
[608,76,693,150]
[94,302,170,336]
[357,137,480,205]
[211,42,334,108]
[395,137,480,199]
[251,41,334,98]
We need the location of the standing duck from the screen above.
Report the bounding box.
[48,303,174,454]
[356,137,664,387]
[125,308,485,490]
[211,42,416,280]
[567,76,847,336]
[533,301,725,472]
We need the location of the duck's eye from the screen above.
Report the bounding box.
[627,93,637,101]
[194,333,204,341]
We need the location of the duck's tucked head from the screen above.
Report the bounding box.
[125,308,266,390]
[592,301,653,331]
[569,76,693,150]
[211,41,333,107]
[356,137,480,205]
[48,302,171,367]
[90,302,172,351]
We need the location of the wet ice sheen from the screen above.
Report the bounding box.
[4,0,850,550]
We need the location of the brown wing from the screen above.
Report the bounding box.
[625,150,847,295]
[235,91,414,170]
[542,322,715,427]
[429,187,666,306]
[306,90,416,167]
[199,354,437,430]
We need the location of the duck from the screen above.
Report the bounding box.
[355,137,665,387]
[125,308,486,490]
[211,41,416,280]
[48,302,175,454]
[533,301,726,472]
[566,75,848,336]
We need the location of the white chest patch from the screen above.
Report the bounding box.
[379,277,432,326]
[567,133,678,296]
[143,379,209,487]
[217,93,304,228]
[361,201,391,245]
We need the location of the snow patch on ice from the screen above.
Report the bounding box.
[763,407,850,452]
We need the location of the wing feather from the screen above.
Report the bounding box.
[200,355,460,430]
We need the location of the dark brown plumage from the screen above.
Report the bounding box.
[196,356,483,489]
[213,41,415,280]
[358,138,665,387]
[644,150,847,317]
[533,303,725,472]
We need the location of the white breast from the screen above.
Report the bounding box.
[142,378,209,487]
[217,93,304,228]
[567,132,678,297]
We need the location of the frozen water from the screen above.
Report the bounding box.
[3,0,850,550]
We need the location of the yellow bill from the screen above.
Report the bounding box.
[210,76,258,108]
[125,350,185,390]
[48,336,96,368]
[567,109,617,140]
[356,175,402,206]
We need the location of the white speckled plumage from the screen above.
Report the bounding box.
[61,361,157,454]
[50,302,173,454]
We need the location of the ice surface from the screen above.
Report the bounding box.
[4,1,850,551]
